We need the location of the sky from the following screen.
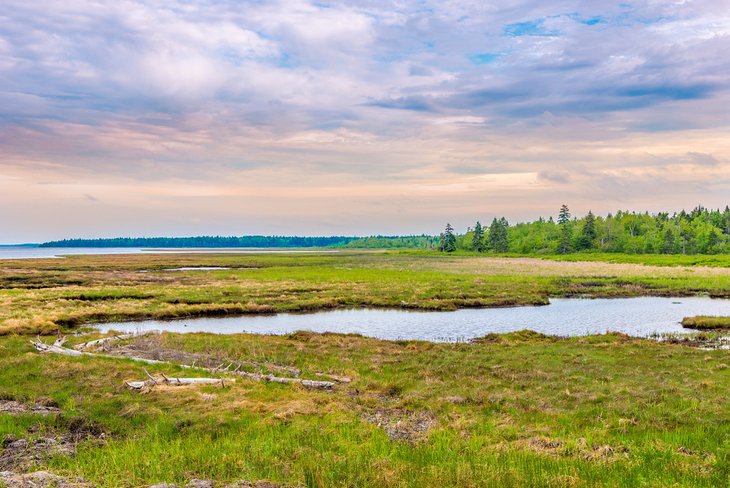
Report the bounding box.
[1,0,729,242]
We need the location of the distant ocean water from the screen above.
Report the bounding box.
[0,247,337,259]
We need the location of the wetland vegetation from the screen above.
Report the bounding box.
[0,250,728,486]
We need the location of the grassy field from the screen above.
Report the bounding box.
[1,331,728,487]
[0,251,729,487]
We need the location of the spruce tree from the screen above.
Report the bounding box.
[472,221,485,252]
[488,218,500,252]
[498,217,510,252]
[557,204,572,254]
[662,226,677,254]
[558,204,571,225]
[438,223,457,252]
[576,210,596,250]
[488,218,510,253]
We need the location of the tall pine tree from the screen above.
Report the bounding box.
[557,204,572,254]
[472,221,485,252]
[576,210,596,250]
[438,223,457,252]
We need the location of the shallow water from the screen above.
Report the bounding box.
[0,247,338,259]
[95,297,730,342]
[0,247,148,259]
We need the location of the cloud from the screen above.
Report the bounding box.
[685,152,720,167]
[365,96,436,112]
[0,0,729,240]
[538,171,571,184]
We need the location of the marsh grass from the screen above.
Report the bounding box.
[681,316,730,330]
[0,332,728,486]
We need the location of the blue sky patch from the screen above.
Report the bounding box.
[469,52,501,65]
[504,19,559,37]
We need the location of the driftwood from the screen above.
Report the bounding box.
[316,372,352,384]
[125,370,232,391]
[30,336,85,356]
[206,361,336,389]
[237,371,334,389]
[31,337,166,365]
[31,337,336,390]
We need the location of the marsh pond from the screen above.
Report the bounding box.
[96,296,730,342]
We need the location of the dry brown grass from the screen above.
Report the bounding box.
[380,256,730,278]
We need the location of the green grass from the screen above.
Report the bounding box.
[681,316,730,330]
[535,252,730,267]
[0,332,728,487]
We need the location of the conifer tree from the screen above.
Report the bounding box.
[558,204,571,225]
[576,210,596,250]
[472,221,485,252]
[557,204,572,254]
[438,223,457,252]
[488,218,509,253]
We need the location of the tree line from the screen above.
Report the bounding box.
[40,234,439,249]
[439,205,730,255]
[39,236,360,248]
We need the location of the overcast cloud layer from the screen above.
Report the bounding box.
[1,0,729,241]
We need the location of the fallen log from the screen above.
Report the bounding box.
[316,372,352,384]
[126,371,232,391]
[237,371,335,389]
[31,337,84,356]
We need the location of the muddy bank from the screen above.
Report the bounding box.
[1,417,105,472]
[0,472,281,488]
[0,400,61,416]
[660,333,730,350]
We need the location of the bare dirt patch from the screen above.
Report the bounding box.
[660,334,730,350]
[149,480,280,488]
[0,400,61,416]
[0,470,92,487]
[362,409,437,443]
[516,437,630,462]
[0,419,105,472]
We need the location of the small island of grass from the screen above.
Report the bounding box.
[682,315,730,330]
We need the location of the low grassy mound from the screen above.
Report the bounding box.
[682,315,730,330]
